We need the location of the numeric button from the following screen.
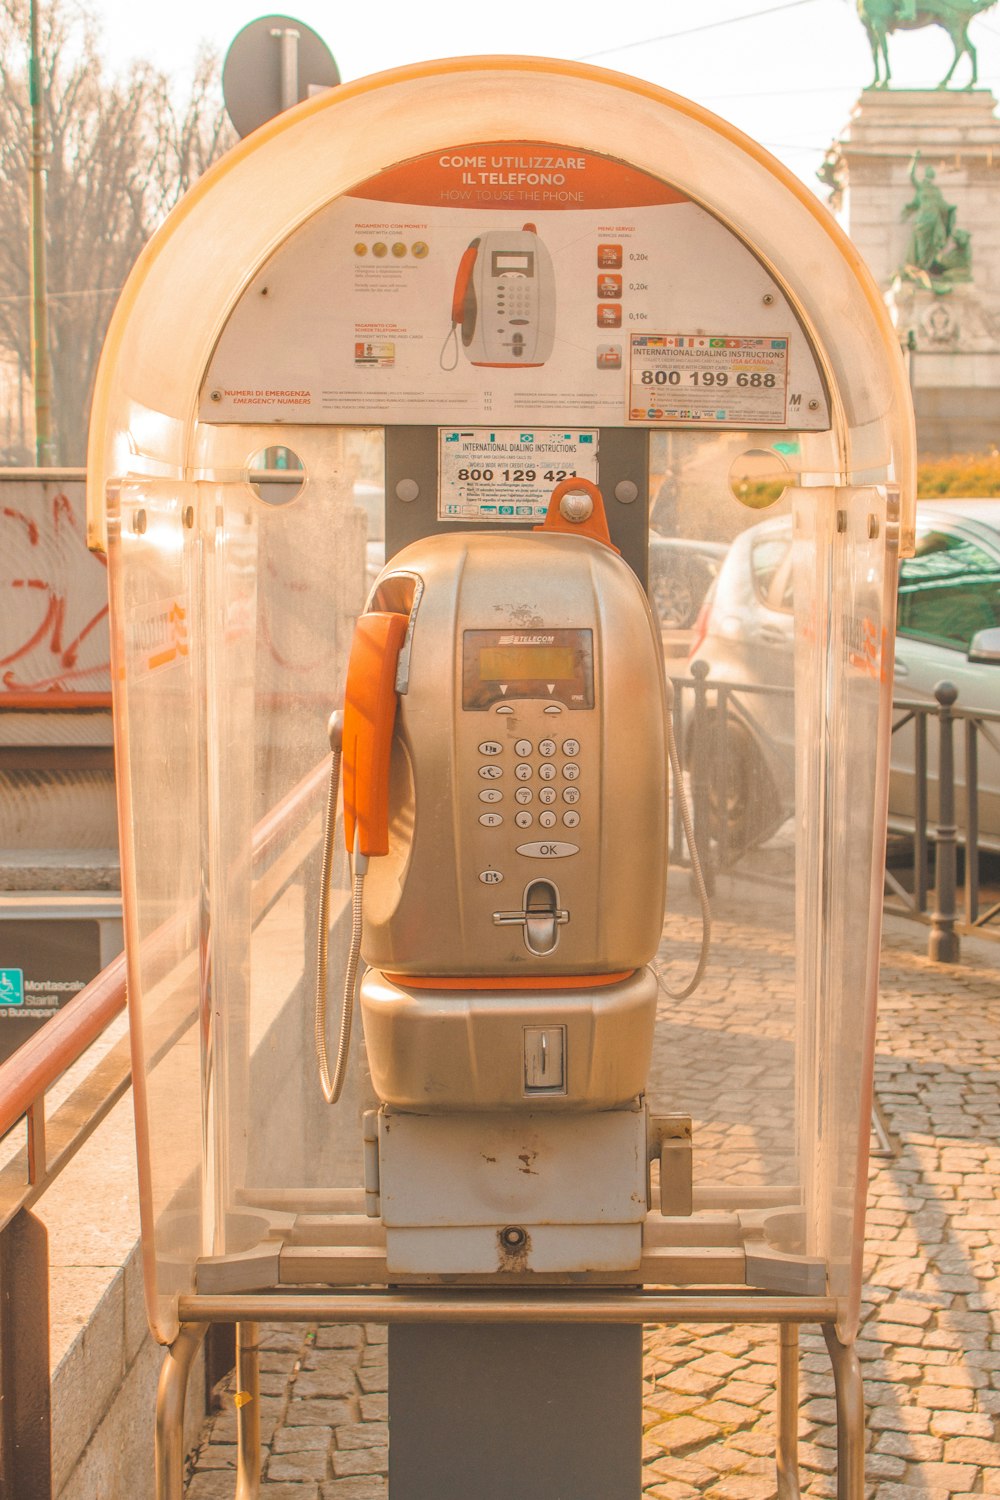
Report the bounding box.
[562,738,580,756]
[562,786,580,805]
[515,763,533,781]
[539,810,557,829]
[515,788,532,805]
[563,762,580,781]
[515,739,533,757]
[539,763,556,781]
[539,738,556,756]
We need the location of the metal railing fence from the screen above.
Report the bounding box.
[673,666,1000,962]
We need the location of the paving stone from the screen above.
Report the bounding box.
[272,1426,332,1454]
[646,1415,719,1452]
[334,1422,389,1451]
[331,1447,388,1478]
[943,1437,1000,1465]
[286,1399,359,1427]
[315,1326,365,1350]
[704,1476,777,1500]
[320,1481,387,1500]
[933,1412,996,1439]
[267,1449,330,1482]
[911,1465,980,1492]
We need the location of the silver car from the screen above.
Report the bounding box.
[688,499,1000,851]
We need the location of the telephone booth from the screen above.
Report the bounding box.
[88,57,914,1500]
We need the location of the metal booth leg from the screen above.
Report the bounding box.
[776,1324,801,1500]
[155,1322,208,1500]
[235,1321,262,1500]
[823,1323,865,1500]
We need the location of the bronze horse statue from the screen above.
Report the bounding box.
[857,0,997,87]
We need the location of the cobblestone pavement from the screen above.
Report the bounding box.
[184,911,1000,1499]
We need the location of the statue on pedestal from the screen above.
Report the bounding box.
[897,154,973,292]
[856,0,998,88]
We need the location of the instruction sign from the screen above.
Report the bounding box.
[438,429,598,522]
[200,140,829,432]
[629,335,790,425]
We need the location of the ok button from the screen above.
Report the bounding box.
[516,841,579,859]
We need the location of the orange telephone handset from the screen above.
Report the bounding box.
[451,239,480,334]
[342,611,409,857]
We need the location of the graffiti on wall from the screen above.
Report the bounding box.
[0,481,111,698]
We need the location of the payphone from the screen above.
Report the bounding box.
[316,476,672,1273]
[445,222,556,368]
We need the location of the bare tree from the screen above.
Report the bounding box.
[0,0,234,462]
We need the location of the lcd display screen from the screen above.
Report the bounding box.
[492,252,534,276]
[462,628,594,710]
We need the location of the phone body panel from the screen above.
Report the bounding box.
[361,528,668,978]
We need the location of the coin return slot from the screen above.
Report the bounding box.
[523,1025,566,1095]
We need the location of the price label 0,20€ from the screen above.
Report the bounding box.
[628,335,790,427]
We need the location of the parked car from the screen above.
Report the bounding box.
[648,533,727,630]
[688,500,1000,852]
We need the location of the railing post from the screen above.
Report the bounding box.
[965,717,979,927]
[688,658,715,898]
[929,681,960,964]
[0,1209,52,1500]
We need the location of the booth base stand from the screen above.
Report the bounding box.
[153,1293,865,1500]
[388,1323,641,1500]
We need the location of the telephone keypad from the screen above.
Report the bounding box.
[470,707,586,900]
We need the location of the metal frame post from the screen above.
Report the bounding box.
[154,1324,207,1500]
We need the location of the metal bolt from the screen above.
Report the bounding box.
[808,399,820,411]
[559,491,593,524]
[500,1226,527,1249]
[762,293,775,306]
[614,479,639,505]
[395,478,420,503]
[132,509,147,535]
[182,505,195,529]
[209,389,222,403]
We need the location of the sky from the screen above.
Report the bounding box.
[69,0,1000,202]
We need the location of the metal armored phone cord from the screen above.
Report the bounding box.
[314,710,368,1105]
[657,688,712,1000]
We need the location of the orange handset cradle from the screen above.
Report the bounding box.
[341,610,408,857]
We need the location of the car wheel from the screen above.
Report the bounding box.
[688,713,783,856]
[650,565,699,629]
